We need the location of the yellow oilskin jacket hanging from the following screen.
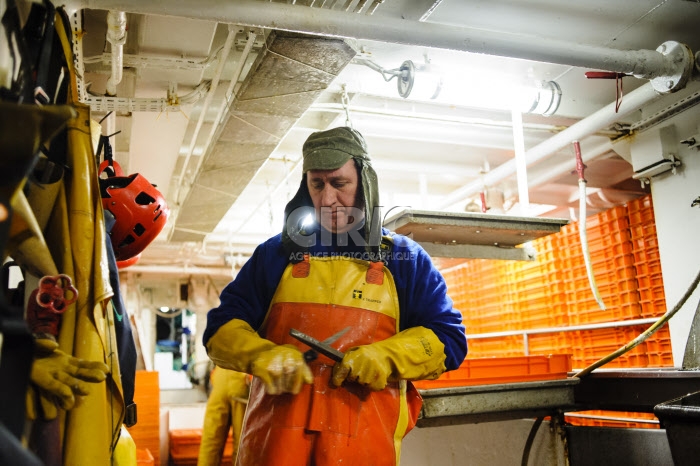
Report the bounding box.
[41,11,131,465]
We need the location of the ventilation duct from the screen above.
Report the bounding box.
[170,32,356,241]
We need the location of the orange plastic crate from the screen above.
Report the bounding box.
[627,206,655,227]
[567,300,642,325]
[170,429,203,461]
[563,275,639,295]
[566,410,659,429]
[629,221,656,238]
[635,260,662,276]
[638,285,665,302]
[571,327,649,368]
[413,354,572,389]
[137,449,154,465]
[527,333,573,356]
[626,194,652,213]
[466,336,525,358]
[637,273,664,289]
[640,299,667,318]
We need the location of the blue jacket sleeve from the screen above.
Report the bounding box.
[386,232,467,371]
[202,235,287,347]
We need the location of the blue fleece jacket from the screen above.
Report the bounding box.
[203,228,467,371]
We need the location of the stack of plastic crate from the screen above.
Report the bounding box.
[460,258,524,357]
[127,371,161,466]
[504,233,572,356]
[557,206,648,369]
[627,195,673,367]
[441,262,471,313]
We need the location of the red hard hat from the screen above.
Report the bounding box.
[99,160,169,261]
[117,253,141,269]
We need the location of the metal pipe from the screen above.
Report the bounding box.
[121,265,236,277]
[436,82,660,210]
[77,0,683,80]
[527,140,613,189]
[105,10,126,96]
[511,109,529,215]
[309,102,567,134]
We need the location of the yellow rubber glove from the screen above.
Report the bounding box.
[331,326,447,391]
[206,319,313,395]
[30,338,110,417]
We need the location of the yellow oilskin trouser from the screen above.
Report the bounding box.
[197,368,250,466]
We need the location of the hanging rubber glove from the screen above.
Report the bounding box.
[206,319,313,395]
[30,338,110,418]
[331,326,447,391]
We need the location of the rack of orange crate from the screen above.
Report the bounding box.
[626,195,673,367]
[128,371,160,466]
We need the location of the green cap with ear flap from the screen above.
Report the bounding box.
[302,126,370,172]
[295,127,382,257]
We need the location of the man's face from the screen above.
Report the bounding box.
[306,159,363,234]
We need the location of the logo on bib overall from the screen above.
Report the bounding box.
[352,289,363,299]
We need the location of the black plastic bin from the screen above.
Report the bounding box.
[654,390,700,466]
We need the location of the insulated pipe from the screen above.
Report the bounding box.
[122,265,236,278]
[527,140,613,189]
[77,0,690,81]
[511,109,529,215]
[436,82,660,210]
[105,10,126,96]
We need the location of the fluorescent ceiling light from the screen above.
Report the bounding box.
[357,58,561,115]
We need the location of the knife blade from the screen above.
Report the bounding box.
[290,328,346,363]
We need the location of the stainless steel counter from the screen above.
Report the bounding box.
[383,209,569,260]
[417,378,580,427]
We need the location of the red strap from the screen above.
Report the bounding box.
[366,261,384,285]
[292,254,310,278]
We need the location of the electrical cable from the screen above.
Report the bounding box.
[574,266,700,378]
[574,140,606,312]
[521,416,544,466]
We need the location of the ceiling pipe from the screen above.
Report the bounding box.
[527,140,613,190]
[436,82,660,210]
[76,0,693,87]
[105,10,126,96]
[121,265,236,278]
[309,102,568,134]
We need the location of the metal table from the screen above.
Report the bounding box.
[383,209,569,260]
[417,378,580,427]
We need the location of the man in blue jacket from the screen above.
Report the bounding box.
[204,126,466,466]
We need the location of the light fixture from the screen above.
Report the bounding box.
[357,57,562,115]
[302,213,315,228]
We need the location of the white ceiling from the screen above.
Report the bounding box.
[73,0,700,281]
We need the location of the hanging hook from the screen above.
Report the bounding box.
[584,71,630,113]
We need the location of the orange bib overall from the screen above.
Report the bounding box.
[235,255,421,466]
